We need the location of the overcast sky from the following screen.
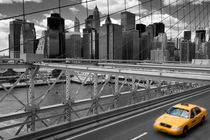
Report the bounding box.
[0,0,210,56]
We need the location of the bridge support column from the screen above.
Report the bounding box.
[146,80,151,100]
[131,77,137,104]
[113,75,119,108]
[92,73,98,114]
[28,66,39,132]
[65,70,72,122]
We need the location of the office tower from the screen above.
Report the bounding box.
[65,32,81,58]
[85,15,94,29]
[36,30,47,56]
[47,13,65,58]
[121,11,135,31]
[167,40,175,61]
[180,40,195,61]
[99,16,122,60]
[82,28,98,59]
[20,22,36,54]
[195,30,206,42]
[74,17,80,32]
[184,31,191,40]
[140,32,150,60]
[153,22,165,37]
[93,6,100,32]
[85,6,100,32]
[136,24,146,37]
[9,19,25,59]
[122,30,139,60]
[151,33,169,62]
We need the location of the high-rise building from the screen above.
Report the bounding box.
[74,17,80,32]
[85,15,94,29]
[47,13,65,58]
[82,28,99,59]
[184,31,191,40]
[136,24,146,37]
[195,30,206,42]
[93,6,100,32]
[66,32,82,58]
[9,19,25,59]
[85,6,100,32]
[180,40,195,61]
[20,22,36,54]
[121,11,135,32]
[122,30,139,60]
[140,32,150,60]
[36,30,48,56]
[99,16,122,60]
[153,22,165,37]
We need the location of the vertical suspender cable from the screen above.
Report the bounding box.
[194,0,196,30]
[23,0,25,21]
[150,0,152,24]
[176,0,179,38]
[59,0,61,16]
[124,0,127,11]
[86,0,89,18]
[160,0,162,22]
[189,1,191,31]
[203,0,205,28]
[183,0,185,30]
[139,0,141,23]
[169,0,172,39]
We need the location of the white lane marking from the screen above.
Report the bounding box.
[66,89,209,140]
[131,132,148,140]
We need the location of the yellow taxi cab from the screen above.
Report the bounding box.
[154,103,207,135]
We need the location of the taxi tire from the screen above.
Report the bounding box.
[200,117,205,125]
[182,126,188,136]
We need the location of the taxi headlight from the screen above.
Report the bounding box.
[155,121,160,125]
[171,126,181,130]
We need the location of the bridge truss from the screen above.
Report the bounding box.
[0,62,209,138]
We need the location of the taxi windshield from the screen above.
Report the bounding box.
[167,107,189,118]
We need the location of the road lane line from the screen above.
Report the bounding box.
[131,132,148,140]
[66,89,209,140]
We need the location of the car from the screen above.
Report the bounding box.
[154,103,207,136]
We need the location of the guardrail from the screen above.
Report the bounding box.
[11,85,210,140]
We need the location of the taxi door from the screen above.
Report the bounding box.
[189,109,197,128]
[194,107,203,125]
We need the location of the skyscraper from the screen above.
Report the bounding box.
[195,30,206,42]
[99,16,122,60]
[121,11,135,32]
[36,30,47,56]
[93,6,100,32]
[85,6,100,32]
[82,28,98,59]
[122,30,139,60]
[184,31,191,40]
[47,13,65,58]
[83,6,100,59]
[74,17,80,32]
[20,22,36,54]
[66,32,81,58]
[9,19,25,59]
[136,24,146,37]
[154,22,165,37]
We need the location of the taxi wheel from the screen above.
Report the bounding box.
[200,117,205,125]
[182,126,188,136]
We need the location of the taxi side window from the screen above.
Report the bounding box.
[194,107,201,115]
[191,109,195,118]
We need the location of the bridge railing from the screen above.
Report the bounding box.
[0,65,202,139]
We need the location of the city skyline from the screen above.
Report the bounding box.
[1,0,210,56]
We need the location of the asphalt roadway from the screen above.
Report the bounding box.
[67,88,210,140]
